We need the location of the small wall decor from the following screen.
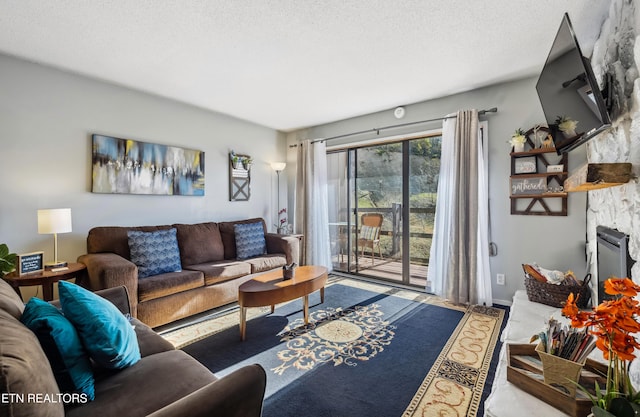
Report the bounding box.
[91,134,205,196]
[229,151,251,201]
[510,177,547,196]
[514,156,537,174]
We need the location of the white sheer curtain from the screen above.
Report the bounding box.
[294,139,333,270]
[427,110,492,306]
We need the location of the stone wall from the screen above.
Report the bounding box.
[586,0,640,285]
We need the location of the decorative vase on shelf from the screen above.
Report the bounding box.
[556,116,578,139]
[509,128,527,153]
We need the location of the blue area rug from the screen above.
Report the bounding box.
[179,277,502,417]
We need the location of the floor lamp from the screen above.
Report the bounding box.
[38,208,72,269]
[271,162,286,232]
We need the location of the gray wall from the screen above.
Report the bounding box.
[1,52,593,305]
[288,77,588,305]
[0,54,286,283]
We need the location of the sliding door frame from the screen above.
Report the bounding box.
[327,128,443,287]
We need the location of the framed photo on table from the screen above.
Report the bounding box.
[17,251,44,276]
[514,156,537,174]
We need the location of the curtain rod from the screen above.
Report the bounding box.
[289,107,498,147]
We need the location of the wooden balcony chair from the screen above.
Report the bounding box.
[357,213,383,265]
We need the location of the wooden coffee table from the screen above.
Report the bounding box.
[238,265,328,341]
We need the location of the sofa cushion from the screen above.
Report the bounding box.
[87,225,174,259]
[234,222,267,260]
[20,297,95,400]
[128,228,182,278]
[66,350,217,417]
[219,218,267,259]
[59,281,141,370]
[0,309,65,417]
[138,270,204,303]
[0,277,25,319]
[185,261,252,286]
[173,222,224,265]
[244,254,287,273]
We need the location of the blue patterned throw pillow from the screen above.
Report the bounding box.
[128,228,182,278]
[234,222,266,260]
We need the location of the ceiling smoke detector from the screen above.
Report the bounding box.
[394,107,405,119]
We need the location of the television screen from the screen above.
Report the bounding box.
[536,13,611,154]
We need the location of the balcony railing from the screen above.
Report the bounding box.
[333,205,435,265]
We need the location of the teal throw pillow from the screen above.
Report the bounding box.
[128,228,182,278]
[58,281,141,369]
[21,297,95,400]
[234,222,266,259]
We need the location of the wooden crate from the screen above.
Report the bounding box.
[506,344,607,417]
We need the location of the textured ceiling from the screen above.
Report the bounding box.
[0,1,611,131]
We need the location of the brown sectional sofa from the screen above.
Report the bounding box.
[0,278,267,417]
[78,218,300,328]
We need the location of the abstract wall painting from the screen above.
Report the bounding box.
[91,134,205,196]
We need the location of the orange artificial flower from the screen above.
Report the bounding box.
[563,278,640,359]
[562,293,598,328]
[562,292,580,316]
[604,277,640,297]
[562,277,640,407]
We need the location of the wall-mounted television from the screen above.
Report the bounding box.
[536,13,612,154]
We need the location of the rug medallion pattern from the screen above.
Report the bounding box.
[402,305,504,417]
[272,303,396,375]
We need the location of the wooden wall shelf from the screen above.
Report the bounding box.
[509,135,568,216]
[564,162,632,192]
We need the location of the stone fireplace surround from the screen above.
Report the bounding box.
[585,0,639,291]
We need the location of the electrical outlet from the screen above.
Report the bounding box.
[496,273,505,285]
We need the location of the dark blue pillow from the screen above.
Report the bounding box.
[127,228,182,278]
[21,297,95,400]
[234,222,266,259]
[58,281,140,369]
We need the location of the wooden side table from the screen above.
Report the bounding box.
[2,262,87,301]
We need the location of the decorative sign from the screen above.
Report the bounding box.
[17,251,44,276]
[514,156,537,174]
[511,177,547,196]
[229,152,251,201]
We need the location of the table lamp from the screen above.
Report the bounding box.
[38,208,72,269]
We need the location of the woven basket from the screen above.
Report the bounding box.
[524,273,591,308]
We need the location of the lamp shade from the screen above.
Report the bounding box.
[38,208,72,234]
[270,162,286,172]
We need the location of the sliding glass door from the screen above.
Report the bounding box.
[326,135,441,287]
